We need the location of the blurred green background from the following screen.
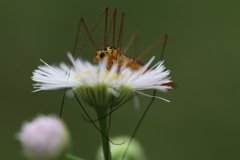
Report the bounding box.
[1,0,240,159]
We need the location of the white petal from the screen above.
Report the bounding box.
[32,53,172,95]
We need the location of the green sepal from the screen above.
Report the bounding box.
[74,83,132,109]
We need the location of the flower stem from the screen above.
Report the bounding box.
[95,108,112,160]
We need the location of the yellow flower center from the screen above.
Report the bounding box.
[74,70,120,81]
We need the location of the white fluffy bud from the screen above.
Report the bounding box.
[16,114,70,160]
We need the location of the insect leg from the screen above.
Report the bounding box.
[122,90,157,160]
[74,7,109,59]
[81,95,134,123]
[73,91,124,145]
[59,8,109,117]
[122,34,169,159]
[128,34,168,66]
[111,9,117,48]
[117,12,125,49]
[122,30,140,54]
[59,88,67,117]
[103,7,108,48]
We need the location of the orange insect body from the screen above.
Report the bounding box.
[94,45,144,70]
[94,45,173,87]
[71,7,172,86]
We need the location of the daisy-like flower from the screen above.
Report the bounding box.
[32,53,171,108]
[32,53,172,160]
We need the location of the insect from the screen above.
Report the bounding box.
[63,7,172,159]
[84,8,173,87]
[71,7,170,74]
[94,40,173,86]
[94,45,143,70]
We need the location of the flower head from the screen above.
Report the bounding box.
[32,53,171,108]
[16,114,70,160]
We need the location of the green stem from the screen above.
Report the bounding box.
[95,108,112,160]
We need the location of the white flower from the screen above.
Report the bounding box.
[16,114,70,160]
[32,53,171,108]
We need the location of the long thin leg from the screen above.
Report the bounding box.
[103,7,108,48]
[122,90,157,160]
[75,7,109,59]
[59,8,108,117]
[111,9,117,48]
[122,34,169,159]
[122,30,140,54]
[117,12,125,49]
[160,34,168,60]
[106,9,114,46]
[107,100,115,159]
[59,88,67,117]
[73,91,123,145]
[128,34,168,66]
[81,95,134,122]
[134,30,140,59]
[106,98,119,159]
[71,20,82,56]
[107,100,115,142]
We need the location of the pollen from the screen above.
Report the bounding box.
[74,71,92,80]
[74,72,81,80]
[98,70,119,80]
[74,70,120,81]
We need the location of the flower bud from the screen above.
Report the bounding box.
[16,114,70,160]
[96,136,147,160]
